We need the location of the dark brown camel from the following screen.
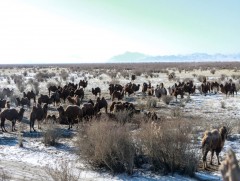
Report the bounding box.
[29,103,48,132]
[57,105,83,129]
[1,107,25,132]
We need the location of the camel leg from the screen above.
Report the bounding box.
[216,151,221,165]
[12,121,15,131]
[203,150,208,169]
[1,119,5,132]
[30,120,36,132]
[210,150,214,165]
[68,118,71,130]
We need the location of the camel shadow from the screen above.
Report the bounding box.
[0,136,18,146]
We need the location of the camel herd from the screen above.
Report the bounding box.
[0,77,235,171]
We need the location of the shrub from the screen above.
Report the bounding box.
[192,73,197,78]
[23,70,28,76]
[133,70,142,76]
[59,70,69,81]
[171,107,181,117]
[210,69,216,74]
[221,101,226,109]
[162,95,173,105]
[146,98,157,108]
[35,71,56,82]
[33,81,40,95]
[220,74,226,81]
[109,79,120,85]
[0,168,12,181]
[138,120,198,176]
[121,71,129,79]
[107,71,117,78]
[70,76,75,83]
[197,75,206,82]
[114,110,132,125]
[17,123,24,147]
[43,123,60,146]
[77,120,135,174]
[168,72,176,81]
[45,161,79,181]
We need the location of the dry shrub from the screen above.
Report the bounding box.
[70,76,75,83]
[35,71,56,82]
[0,168,12,181]
[192,73,197,78]
[45,161,79,181]
[183,78,193,83]
[59,70,69,81]
[235,82,240,92]
[138,120,198,176]
[114,110,133,125]
[224,122,234,138]
[32,81,40,95]
[159,69,169,74]
[197,75,206,82]
[220,74,227,81]
[17,123,24,147]
[221,101,226,109]
[146,98,157,108]
[210,69,216,74]
[77,120,135,174]
[121,71,129,79]
[133,70,142,76]
[107,71,118,78]
[43,123,60,146]
[168,72,176,81]
[109,79,120,85]
[162,95,173,105]
[171,107,182,117]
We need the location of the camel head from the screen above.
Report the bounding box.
[220,126,228,140]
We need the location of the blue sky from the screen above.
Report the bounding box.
[0,0,239,63]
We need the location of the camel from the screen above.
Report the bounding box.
[92,87,101,98]
[29,103,48,132]
[82,103,95,120]
[23,90,36,103]
[109,84,123,95]
[155,84,167,98]
[16,97,30,107]
[112,90,124,101]
[1,107,25,132]
[0,99,7,109]
[38,94,53,105]
[74,88,84,101]
[67,95,80,106]
[2,88,14,98]
[48,85,59,96]
[202,126,227,169]
[57,105,83,130]
[79,80,88,89]
[94,97,108,113]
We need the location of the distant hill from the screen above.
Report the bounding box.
[109,52,149,62]
[108,52,240,63]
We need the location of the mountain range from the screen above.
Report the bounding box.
[108,52,240,63]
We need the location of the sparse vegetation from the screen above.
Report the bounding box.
[1,62,240,179]
[45,161,80,181]
[43,123,60,146]
[0,168,12,181]
[77,120,136,174]
[146,98,157,108]
[162,95,173,105]
[138,120,198,176]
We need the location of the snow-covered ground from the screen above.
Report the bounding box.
[1,67,239,180]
